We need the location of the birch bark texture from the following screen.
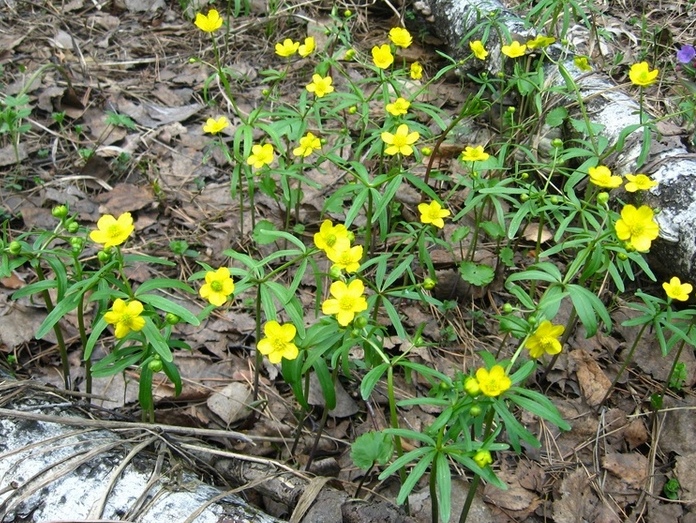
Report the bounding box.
[0,385,280,523]
[421,0,696,281]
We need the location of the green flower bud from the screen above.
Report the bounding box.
[70,237,84,253]
[353,316,368,329]
[97,250,110,263]
[502,303,514,314]
[551,138,563,148]
[8,241,21,255]
[469,404,483,417]
[262,88,270,97]
[423,277,437,290]
[520,193,530,202]
[165,313,180,325]
[473,449,493,468]
[597,192,609,205]
[343,9,352,17]
[421,147,433,157]
[520,172,529,180]
[464,376,481,396]
[52,205,69,219]
[528,314,538,326]
[328,265,343,280]
[550,195,561,204]
[348,106,357,114]
[507,106,515,113]
[618,252,628,261]
[66,221,79,233]
[496,71,504,78]
[345,49,356,60]
[148,359,163,372]
[347,231,355,242]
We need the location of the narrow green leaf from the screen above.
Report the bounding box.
[136,293,200,326]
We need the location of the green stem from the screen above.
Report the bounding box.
[252,284,263,402]
[387,364,409,513]
[35,264,70,389]
[457,407,495,523]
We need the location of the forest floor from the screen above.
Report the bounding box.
[1,0,696,522]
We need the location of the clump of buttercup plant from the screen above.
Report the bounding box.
[4,3,696,522]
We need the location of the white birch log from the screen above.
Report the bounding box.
[421,0,696,282]
[0,383,281,523]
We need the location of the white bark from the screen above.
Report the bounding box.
[0,387,280,523]
[422,0,696,282]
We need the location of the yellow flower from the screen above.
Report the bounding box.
[298,36,316,57]
[614,204,660,252]
[322,279,368,326]
[624,174,658,192]
[663,277,693,302]
[372,44,394,69]
[473,450,493,468]
[199,267,235,307]
[246,143,275,169]
[526,35,555,49]
[410,61,423,79]
[314,220,350,252]
[469,40,488,60]
[104,299,146,339]
[386,97,410,116]
[327,238,363,273]
[574,56,592,71]
[418,201,451,229]
[90,212,134,248]
[257,320,299,364]
[203,116,229,135]
[195,9,223,33]
[475,365,511,397]
[275,38,299,57]
[460,145,490,162]
[588,165,622,189]
[629,62,658,87]
[293,132,322,157]
[389,27,413,48]
[501,41,527,58]
[525,320,565,359]
[381,124,419,156]
[306,74,334,98]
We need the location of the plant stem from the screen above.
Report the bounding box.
[252,284,263,402]
[35,264,70,389]
[387,364,409,513]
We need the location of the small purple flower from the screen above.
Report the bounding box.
[677,44,696,64]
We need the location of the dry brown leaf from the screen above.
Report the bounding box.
[570,349,612,406]
[602,452,648,488]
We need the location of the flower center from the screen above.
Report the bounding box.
[629,223,644,236]
[272,339,287,352]
[108,224,122,238]
[339,296,356,311]
[392,135,408,147]
[121,313,133,327]
[211,281,223,292]
[326,234,337,247]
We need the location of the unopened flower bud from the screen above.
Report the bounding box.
[528,314,538,325]
[97,250,110,263]
[473,449,493,468]
[148,359,163,372]
[165,313,180,325]
[421,147,432,156]
[520,172,529,180]
[469,405,482,417]
[353,316,368,329]
[345,49,356,60]
[551,138,563,148]
[52,205,68,219]
[507,106,515,113]
[464,376,481,396]
[423,277,437,290]
[597,192,609,205]
[550,195,561,204]
[329,265,343,280]
[8,241,21,255]
[502,303,514,314]
[66,221,79,233]
[70,237,84,253]
[348,106,357,114]
[520,193,530,202]
[344,9,352,17]
[618,252,628,260]
[262,88,270,97]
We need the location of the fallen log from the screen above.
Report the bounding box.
[421,0,696,282]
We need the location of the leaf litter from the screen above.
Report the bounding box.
[0,1,695,522]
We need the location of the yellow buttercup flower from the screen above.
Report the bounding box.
[418,201,451,229]
[199,267,235,307]
[104,299,146,339]
[475,365,511,397]
[614,204,660,252]
[257,320,299,364]
[389,27,413,48]
[574,56,592,71]
[624,174,658,192]
[90,212,134,248]
[203,116,229,135]
[322,279,368,326]
[381,124,419,156]
[298,36,316,57]
[460,145,490,162]
[473,450,493,468]
[246,143,275,169]
[629,62,658,87]
[501,41,527,58]
[195,9,223,33]
[293,132,322,157]
[410,61,423,79]
[314,220,350,253]
[372,44,394,69]
[525,320,565,359]
[588,165,622,189]
[306,74,334,98]
[327,238,363,273]
[386,97,410,116]
[526,35,555,49]
[469,40,488,60]
[663,277,693,302]
[275,38,299,57]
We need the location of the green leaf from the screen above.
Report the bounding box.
[135,278,195,295]
[508,387,571,430]
[138,363,154,414]
[361,363,389,400]
[84,316,108,361]
[435,452,451,523]
[545,106,568,127]
[282,354,309,410]
[142,318,173,362]
[35,292,81,339]
[136,293,201,326]
[395,451,434,505]
[162,357,182,397]
[351,431,393,470]
[459,261,495,286]
[567,284,611,337]
[11,279,57,299]
[313,358,336,411]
